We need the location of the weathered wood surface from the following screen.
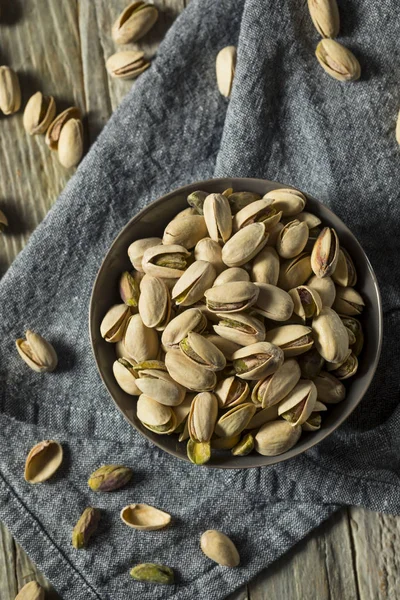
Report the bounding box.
[0,1,397,599]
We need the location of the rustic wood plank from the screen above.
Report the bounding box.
[226,586,250,600]
[0,522,17,600]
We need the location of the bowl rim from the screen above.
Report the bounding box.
[89,177,383,469]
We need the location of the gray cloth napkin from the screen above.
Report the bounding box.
[0,0,398,598]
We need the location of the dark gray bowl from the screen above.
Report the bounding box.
[90,178,382,468]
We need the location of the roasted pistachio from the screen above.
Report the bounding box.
[265,324,313,357]
[222,222,268,267]
[213,267,250,286]
[215,402,256,437]
[213,312,265,346]
[0,66,21,114]
[307,274,336,307]
[216,46,236,97]
[130,563,174,585]
[172,260,216,306]
[228,191,261,213]
[233,199,282,232]
[72,507,100,549]
[214,376,249,408]
[124,314,159,362]
[88,465,133,492]
[232,341,284,380]
[187,190,208,214]
[316,39,361,81]
[253,283,294,322]
[341,316,364,356]
[112,2,159,44]
[106,50,150,79]
[203,193,232,242]
[128,237,162,271]
[251,359,301,408]
[23,91,56,135]
[278,253,313,291]
[165,349,217,391]
[188,392,218,442]
[231,433,254,456]
[307,0,340,38]
[194,237,225,274]
[276,219,309,259]
[296,211,322,229]
[187,439,211,465]
[251,246,280,285]
[16,330,58,373]
[312,306,349,363]
[263,188,306,216]
[135,369,186,405]
[58,117,84,168]
[113,357,140,395]
[137,394,176,434]
[119,271,140,307]
[163,214,208,249]
[314,371,346,403]
[278,380,317,426]
[200,530,240,567]
[204,334,242,360]
[45,106,81,150]
[139,274,171,329]
[328,352,358,379]
[332,248,357,287]
[161,308,207,350]
[311,227,339,278]
[333,286,365,315]
[289,285,322,321]
[255,420,302,456]
[142,244,190,278]
[180,331,226,371]
[205,281,259,313]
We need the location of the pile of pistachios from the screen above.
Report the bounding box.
[100,186,365,465]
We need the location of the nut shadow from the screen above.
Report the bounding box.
[0,0,23,26]
[0,199,31,235]
[50,338,78,373]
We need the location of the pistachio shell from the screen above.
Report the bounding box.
[276,219,309,259]
[200,530,240,567]
[307,274,336,307]
[265,325,313,357]
[142,244,190,278]
[263,188,306,216]
[228,191,261,213]
[222,222,268,267]
[307,0,340,38]
[251,246,280,285]
[15,581,44,600]
[23,91,56,135]
[135,369,185,405]
[128,237,162,271]
[213,312,265,346]
[45,106,81,150]
[205,281,259,313]
[296,211,322,229]
[214,376,250,408]
[188,392,218,442]
[332,248,357,287]
[106,50,150,79]
[163,215,208,249]
[113,358,140,395]
[204,334,242,360]
[16,330,58,373]
[255,420,302,456]
[121,503,171,530]
[180,331,226,371]
[216,46,236,97]
[314,371,346,403]
[266,222,284,247]
[130,563,174,585]
[302,412,322,432]
[187,190,208,214]
[297,348,325,379]
[312,307,349,363]
[328,352,358,379]
[165,349,217,391]
[233,199,282,232]
[203,193,232,242]
[24,440,63,483]
[137,394,174,428]
[251,358,301,408]
[316,39,361,81]
[332,286,365,316]
[0,66,21,114]
[247,405,279,429]
[124,314,159,362]
[58,118,84,169]
[213,267,250,286]
[112,2,159,44]
[253,283,294,322]
[341,316,363,356]
[119,271,140,307]
[278,380,317,426]
[100,304,131,343]
[194,238,225,274]
[311,227,340,278]
[215,402,256,438]
[187,439,211,465]
[278,253,313,291]
[138,274,170,329]
[232,341,284,380]
[289,285,322,321]
[172,260,216,306]
[161,308,207,350]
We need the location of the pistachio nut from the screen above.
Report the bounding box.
[194,237,225,273]
[172,207,200,220]
[142,244,190,278]
[251,358,301,408]
[119,271,140,307]
[216,46,236,97]
[204,334,242,360]
[138,274,171,329]
[333,286,365,315]
[172,260,216,306]
[180,331,226,371]
[314,371,346,403]
[187,190,208,214]
[163,214,208,249]
[213,267,250,286]
[188,392,218,442]
[214,376,249,408]
[278,253,313,291]
[297,348,325,379]
[247,404,279,429]
[266,222,284,247]
[222,222,268,267]
[205,281,259,313]
[0,66,21,114]
[15,581,44,600]
[200,530,240,567]
[23,91,56,135]
[328,352,358,379]
[263,188,306,216]
[302,413,322,432]
[88,465,133,492]
[228,191,261,213]
[307,274,336,307]
[332,248,357,287]
[253,283,294,322]
[232,432,254,456]
[113,357,140,395]
[265,324,313,357]
[276,219,309,259]
[161,307,207,350]
[45,106,81,150]
[232,341,284,380]
[203,193,232,242]
[106,50,150,79]
[187,439,211,464]
[341,316,363,356]
[137,394,176,433]
[278,380,317,426]
[135,369,186,405]
[24,439,63,484]
[296,211,322,229]
[121,503,171,530]
[0,208,8,232]
[165,349,217,391]
[178,418,190,442]
[307,0,340,38]
[72,507,100,549]
[100,304,131,342]
[58,118,84,168]
[128,237,162,271]
[311,227,339,279]
[130,563,174,585]
[255,420,302,456]
[251,246,280,285]
[112,2,158,44]
[289,285,322,321]
[124,314,159,362]
[211,434,241,449]
[16,330,58,373]
[233,199,282,232]
[213,312,265,346]
[316,39,361,81]
[312,306,349,363]
[345,326,357,346]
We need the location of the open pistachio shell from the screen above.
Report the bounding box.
[113,358,140,395]
[332,248,357,287]
[161,308,207,350]
[121,503,171,530]
[214,376,249,408]
[222,222,268,267]
[203,193,232,242]
[311,227,339,278]
[135,369,186,406]
[200,530,240,567]
[188,392,218,442]
[137,394,176,434]
[307,274,336,307]
[128,237,162,271]
[233,199,282,232]
[16,330,58,373]
[194,238,225,274]
[340,316,363,356]
[213,267,250,286]
[289,285,322,321]
[100,304,131,343]
[278,253,312,291]
[119,271,140,307]
[112,1,159,44]
[205,281,259,313]
[142,244,190,279]
[163,215,208,249]
[328,352,358,379]
[215,402,256,438]
[204,334,242,360]
[255,420,302,456]
[276,219,309,259]
[278,380,317,426]
[24,440,63,483]
[314,371,346,404]
[139,274,171,330]
[15,581,44,600]
[253,283,294,322]
[232,341,284,380]
[247,405,279,429]
[312,307,349,363]
[180,331,226,371]
[124,314,159,362]
[165,350,217,391]
[302,413,322,432]
[172,260,216,306]
[187,439,211,465]
[251,358,301,408]
[265,325,313,357]
[263,188,306,216]
[251,246,280,285]
[213,312,265,346]
[332,286,365,316]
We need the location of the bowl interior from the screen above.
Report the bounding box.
[90,178,382,468]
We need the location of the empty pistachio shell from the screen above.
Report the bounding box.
[203,193,232,242]
[276,219,309,259]
[332,248,357,287]
[215,402,256,437]
[187,190,208,214]
[255,420,302,456]
[216,46,236,97]
[136,369,185,405]
[332,286,365,315]
[253,283,294,322]
[113,358,141,395]
[328,352,358,379]
[214,376,249,408]
[311,227,339,278]
[200,530,240,567]
[45,106,81,150]
[307,0,340,38]
[297,348,325,379]
[88,464,133,491]
[188,392,218,442]
[142,244,190,279]
[124,314,159,362]
[187,439,211,465]
[222,222,268,267]
[119,271,140,307]
[316,39,361,81]
[289,285,322,321]
[121,503,171,530]
[213,312,265,346]
[23,91,56,135]
[265,325,313,357]
[172,260,216,306]
[139,274,171,329]
[205,281,259,313]
[165,349,217,391]
[128,237,162,271]
[163,214,208,249]
[228,191,261,213]
[194,237,225,274]
[106,50,150,79]
[251,246,280,285]
[15,581,44,600]
[278,253,313,291]
[0,66,21,114]
[233,199,282,232]
[278,380,317,426]
[252,358,301,408]
[263,188,306,216]
[213,267,250,286]
[307,274,336,307]
[58,118,84,168]
[72,507,100,549]
[314,371,346,403]
[232,341,284,380]
[312,307,349,363]
[232,432,254,456]
[180,331,226,371]
[112,2,159,44]
[204,334,242,360]
[161,308,207,350]
[16,330,58,373]
[24,440,63,483]
[247,405,279,429]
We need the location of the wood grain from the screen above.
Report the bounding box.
[0,1,397,599]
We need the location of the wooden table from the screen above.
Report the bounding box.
[0,1,397,598]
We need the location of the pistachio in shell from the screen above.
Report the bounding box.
[45,106,81,150]
[278,253,313,291]
[222,222,268,267]
[315,39,361,82]
[137,394,176,434]
[213,267,250,286]
[289,285,322,321]
[106,50,150,80]
[232,341,284,380]
[112,2,159,44]
[15,581,44,600]
[124,313,159,362]
[265,324,314,357]
[296,211,322,229]
[328,352,358,379]
[172,260,216,306]
[165,349,217,391]
[121,503,171,530]
[263,187,306,216]
[72,507,100,549]
[215,402,257,438]
[130,563,174,585]
[311,227,340,279]
[161,307,207,350]
[204,334,242,361]
[247,405,279,429]
[88,464,133,492]
[135,369,186,406]
[213,312,265,346]
[276,219,309,259]
[251,358,301,408]
[307,0,340,38]
[24,440,63,483]
[188,392,219,442]
[203,193,232,242]
[253,283,294,322]
[138,274,171,330]
[100,304,131,343]
[255,420,302,456]
[163,214,208,249]
[307,274,336,307]
[16,330,58,373]
[233,199,282,232]
[314,371,346,404]
[278,380,317,426]
[58,118,84,169]
[312,306,349,363]
[204,281,259,313]
[200,530,240,566]
[341,316,363,356]
[180,331,226,371]
[119,271,140,307]
[23,91,56,135]
[187,190,208,214]
[113,357,141,395]
[128,237,162,271]
[332,248,357,287]
[227,191,261,213]
[194,237,225,274]
[251,246,280,285]
[214,376,250,408]
[211,434,241,450]
[142,244,190,279]
[332,286,365,316]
